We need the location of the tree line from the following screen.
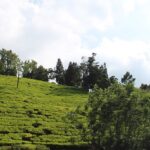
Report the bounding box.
[0,48,149,90]
[0,49,115,89]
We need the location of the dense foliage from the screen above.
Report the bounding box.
[65,62,81,86]
[55,58,65,84]
[81,53,110,90]
[121,71,135,84]
[22,60,38,79]
[0,49,112,90]
[0,75,88,149]
[0,49,20,76]
[1,48,150,150]
[55,53,111,90]
[0,49,48,82]
[69,83,150,150]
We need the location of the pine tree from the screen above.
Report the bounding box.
[55,58,65,84]
[81,53,110,89]
[65,62,81,86]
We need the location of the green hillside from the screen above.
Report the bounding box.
[0,75,88,149]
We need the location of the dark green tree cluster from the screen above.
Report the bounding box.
[0,49,142,92]
[55,58,65,84]
[68,82,150,150]
[0,49,48,81]
[53,58,81,86]
[0,49,114,88]
[65,62,81,86]
[23,60,48,81]
[121,71,135,84]
[82,53,110,89]
[140,83,150,90]
[54,53,111,90]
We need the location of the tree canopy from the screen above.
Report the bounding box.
[55,58,65,84]
[0,49,19,76]
[65,62,81,86]
[81,53,110,90]
[68,83,150,150]
[121,71,135,84]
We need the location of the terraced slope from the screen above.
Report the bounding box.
[0,75,88,147]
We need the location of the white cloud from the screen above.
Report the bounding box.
[137,0,148,5]
[0,0,150,85]
[0,0,25,41]
[95,38,150,85]
[98,38,150,66]
[0,0,114,65]
[123,0,135,14]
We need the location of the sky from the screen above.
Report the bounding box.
[0,0,150,86]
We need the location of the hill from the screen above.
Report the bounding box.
[0,75,88,149]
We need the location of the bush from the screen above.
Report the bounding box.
[69,83,150,150]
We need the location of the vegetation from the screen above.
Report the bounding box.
[65,62,81,86]
[0,75,88,149]
[0,49,150,150]
[0,49,20,76]
[55,58,65,85]
[68,82,150,150]
[0,49,111,90]
[140,83,150,90]
[81,53,110,90]
[121,71,135,84]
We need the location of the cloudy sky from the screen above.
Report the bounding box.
[0,0,150,86]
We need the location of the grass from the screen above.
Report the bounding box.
[0,75,88,147]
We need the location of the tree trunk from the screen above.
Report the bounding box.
[17,76,20,88]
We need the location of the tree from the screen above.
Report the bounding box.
[81,53,110,90]
[0,49,19,76]
[48,68,55,79]
[55,58,65,84]
[140,84,150,90]
[65,62,81,86]
[81,53,98,89]
[96,63,110,89]
[109,76,118,84]
[121,72,135,84]
[33,65,48,81]
[22,60,37,79]
[68,83,150,150]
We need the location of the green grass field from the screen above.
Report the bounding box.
[0,75,88,148]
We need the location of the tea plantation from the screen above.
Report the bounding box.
[0,75,88,149]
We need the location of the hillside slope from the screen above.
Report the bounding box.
[0,75,88,147]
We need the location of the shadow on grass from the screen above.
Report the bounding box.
[49,86,87,96]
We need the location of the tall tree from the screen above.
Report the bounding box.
[0,49,19,76]
[81,53,97,89]
[55,58,65,84]
[81,53,110,89]
[96,63,110,89]
[65,62,81,86]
